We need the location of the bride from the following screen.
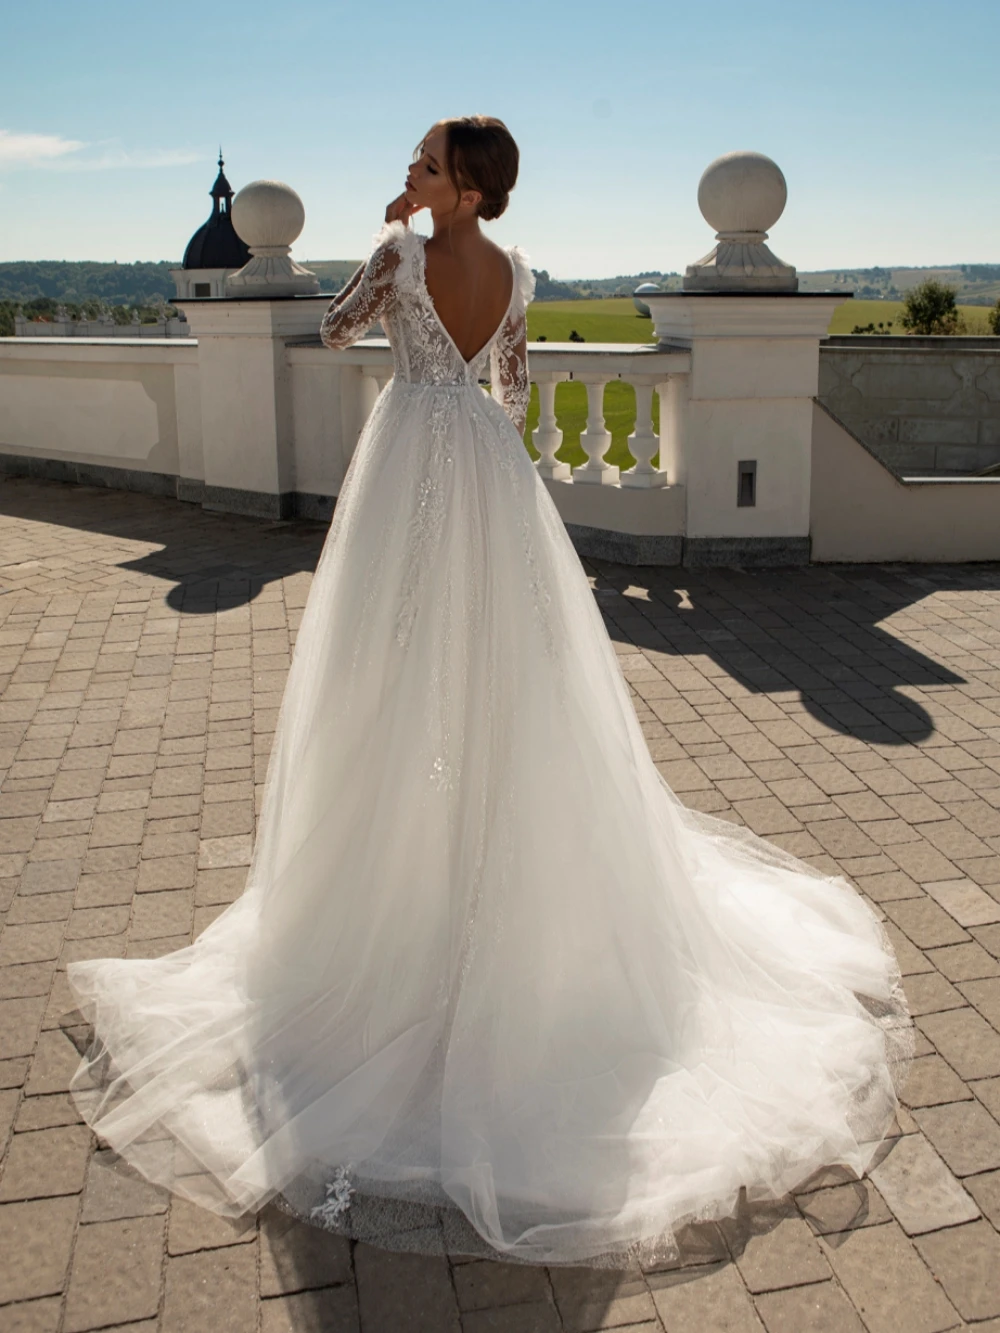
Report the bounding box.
[67,115,913,1267]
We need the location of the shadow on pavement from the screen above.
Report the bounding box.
[587,560,1000,746]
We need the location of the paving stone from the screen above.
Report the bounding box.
[161,1242,258,1332]
[63,1214,164,1330]
[0,996,46,1060]
[0,1056,30,1088]
[80,1148,169,1221]
[900,1053,974,1107]
[922,877,1000,926]
[0,1123,91,1200]
[912,1099,1000,1175]
[260,1207,351,1295]
[26,1027,86,1095]
[129,889,193,941]
[966,1168,1000,1227]
[461,1303,565,1333]
[15,1091,83,1131]
[87,809,144,849]
[647,1261,763,1333]
[754,1280,865,1333]
[354,1243,461,1333]
[261,1286,361,1333]
[0,1085,18,1143]
[880,899,970,949]
[65,905,130,939]
[166,1194,257,1254]
[17,858,81,895]
[136,854,196,892]
[794,1178,892,1236]
[868,1131,980,1235]
[74,869,137,907]
[7,892,74,926]
[721,1203,831,1293]
[0,1295,63,1331]
[958,975,1000,1027]
[549,1266,656,1329]
[197,834,253,869]
[0,1195,79,1303]
[821,1221,959,1333]
[0,922,65,966]
[887,841,963,884]
[901,970,964,1016]
[914,1219,1000,1322]
[926,940,1000,981]
[194,866,247,907]
[918,1006,1000,1079]
[852,870,922,903]
[454,1258,551,1312]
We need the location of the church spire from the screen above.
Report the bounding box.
[210,149,234,214]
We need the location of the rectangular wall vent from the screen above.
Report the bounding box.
[737,459,757,507]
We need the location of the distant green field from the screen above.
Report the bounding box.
[521,295,996,467]
[527,297,654,346]
[523,299,654,468]
[827,298,995,335]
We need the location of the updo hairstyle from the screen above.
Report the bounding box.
[415,116,519,221]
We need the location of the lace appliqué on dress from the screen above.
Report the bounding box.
[489,248,535,437]
[309,1165,355,1229]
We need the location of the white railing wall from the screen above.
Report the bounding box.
[313,340,691,543]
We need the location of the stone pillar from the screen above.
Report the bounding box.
[172,295,331,517]
[644,151,849,567]
[171,179,327,518]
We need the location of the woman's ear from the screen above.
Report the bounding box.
[461,188,483,213]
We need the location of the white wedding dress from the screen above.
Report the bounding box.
[67,220,913,1267]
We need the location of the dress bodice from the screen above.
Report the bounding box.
[320,220,535,432]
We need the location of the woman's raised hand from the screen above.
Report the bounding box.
[384,193,420,226]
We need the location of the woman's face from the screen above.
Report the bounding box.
[405,127,480,217]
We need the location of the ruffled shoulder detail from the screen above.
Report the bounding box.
[507,246,536,309]
[368,220,422,297]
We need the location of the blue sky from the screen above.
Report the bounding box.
[2,0,998,277]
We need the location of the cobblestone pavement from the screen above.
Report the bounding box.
[2,475,1000,1332]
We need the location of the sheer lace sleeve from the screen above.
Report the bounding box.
[490,247,536,436]
[320,222,407,350]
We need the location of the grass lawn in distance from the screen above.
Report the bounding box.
[827,298,996,335]
[524,299,656,469]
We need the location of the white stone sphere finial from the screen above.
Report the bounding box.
[684,150,797,292]
[226,180,319,298]
[697,151,787,241]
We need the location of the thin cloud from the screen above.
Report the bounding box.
[42,146,204,172]
[0,130,85,164]
[0,130,202,172]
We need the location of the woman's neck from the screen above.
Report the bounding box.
[428,211,483,249]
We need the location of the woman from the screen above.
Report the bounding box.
[67,116,912,1267]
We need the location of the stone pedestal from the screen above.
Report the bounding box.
[172,296,331,517]
[644,292,846,565]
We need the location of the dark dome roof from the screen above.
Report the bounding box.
[182,153,252,271]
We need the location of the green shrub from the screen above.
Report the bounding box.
[900,279,960,335]
[988,299,1000,336]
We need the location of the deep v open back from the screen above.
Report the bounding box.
[416,236,517,367]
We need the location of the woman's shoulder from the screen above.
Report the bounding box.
[366,221,422,293]
[505,243,536,309]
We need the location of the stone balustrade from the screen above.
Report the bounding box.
[326,338,691,484]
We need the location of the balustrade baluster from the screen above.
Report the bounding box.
[572,377,619,485]
[621,376,669,488]
[532,371,570,479]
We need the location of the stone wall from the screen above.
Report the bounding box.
[818,337,1000,475]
